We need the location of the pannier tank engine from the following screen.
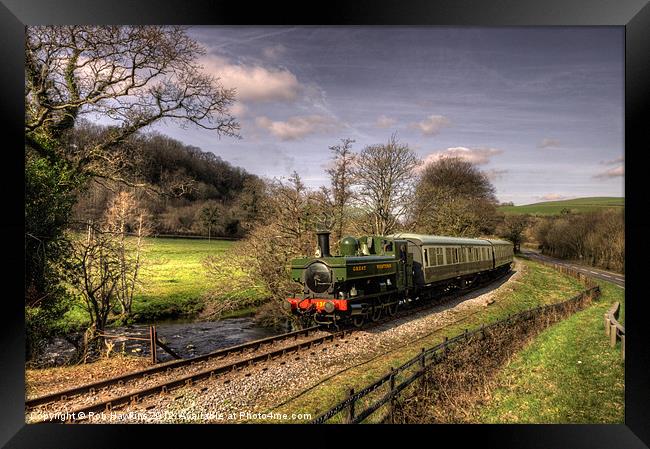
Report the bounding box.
[284,231,513,327]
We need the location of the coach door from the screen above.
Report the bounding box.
[406,241,425,287]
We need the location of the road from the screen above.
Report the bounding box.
[520,250,625,289]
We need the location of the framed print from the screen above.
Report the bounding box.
[2,0,649,447]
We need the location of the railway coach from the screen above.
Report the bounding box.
[285,231,513,327]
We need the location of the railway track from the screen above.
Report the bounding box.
[25,326,320,418]
[27,268,513,423]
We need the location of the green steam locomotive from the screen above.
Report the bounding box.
[284,231,513,327]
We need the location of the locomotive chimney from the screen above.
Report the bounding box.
[316,230,331,257]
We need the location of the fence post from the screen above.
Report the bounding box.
[346,388,356,424]
[605,317,611,336]
[610,324,617,347]
[443,336,449,355]
[389,367,396,424]
[150,325,157,364]
[621,335,625,360]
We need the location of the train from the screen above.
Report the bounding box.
[284,231,513,327]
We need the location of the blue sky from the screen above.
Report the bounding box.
[149,26,624,205]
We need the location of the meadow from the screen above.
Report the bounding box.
[498,197,624,216]
[62,237,260,328]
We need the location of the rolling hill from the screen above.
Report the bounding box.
[498,197,624,216]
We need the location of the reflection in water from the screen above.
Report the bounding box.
[41,318,280,365]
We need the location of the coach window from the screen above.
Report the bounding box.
[424,249,429,267]
[435,248,444,265]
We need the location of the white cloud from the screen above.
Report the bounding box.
[200,55,301,102]
[229,102,248,118]
[262,44,287,60]
[255,115,338,140]
[421,146,503,166]
[375,115,397,129]
[411,115,451,136]
[538,138,561,149]
[539,193,567,201]
[594,165,624,179]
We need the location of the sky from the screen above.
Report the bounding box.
[148,26,624,205]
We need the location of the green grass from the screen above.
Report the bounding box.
[132,237,235,320]
[267,258,587,422]
[477,280,625,423]
[498,197,624,216]
[61,237,260,327]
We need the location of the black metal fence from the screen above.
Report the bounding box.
[311,261,601,424]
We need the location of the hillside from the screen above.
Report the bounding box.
[71,127,262,238]
[499,197,624,216]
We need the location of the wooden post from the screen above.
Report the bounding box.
[389,368,396,424]
[605,317,611,336]
[621,335,625,360]
[150,325,158,364]
[610,323,617,347]
[346,388,356,424]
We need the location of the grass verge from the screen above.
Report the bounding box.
[475,279,624,423]
[268,257,585,422]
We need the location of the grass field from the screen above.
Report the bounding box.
[498,197,624,216]
[268,258,588,422]
[476,279,624,423]
[61,237,258,328]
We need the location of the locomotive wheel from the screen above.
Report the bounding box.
[353,315,365,328]
[387,300,398,316]
[371,304,383,322]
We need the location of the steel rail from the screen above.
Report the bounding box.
[26,325,320,409]
[29,329,353,423]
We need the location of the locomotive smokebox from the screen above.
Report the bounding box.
[316,230,331,258]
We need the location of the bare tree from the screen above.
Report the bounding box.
[412,156,498,236]
[269,172,321,251]
[25,26,240,185]
[199,201,223,240]
[104,191,150,318]
[353,135,420,235]
[203,172,324,327]
[67,222,121,359]
[322,138,356,242]
[497,214,530,252]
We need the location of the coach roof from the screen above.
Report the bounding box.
[388,233,495,246]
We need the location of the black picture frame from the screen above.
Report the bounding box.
[2,0,648,447]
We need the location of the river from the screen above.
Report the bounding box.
[39,317,281,366]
